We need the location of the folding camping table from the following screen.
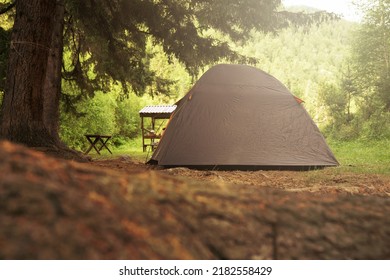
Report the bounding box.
[84,134,112,155]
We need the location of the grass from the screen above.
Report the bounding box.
[87,137,150,162]
[328,139,390,175]
[87,137,390,175]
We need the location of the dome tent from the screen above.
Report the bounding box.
[149,64,338,170]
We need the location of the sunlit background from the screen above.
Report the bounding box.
[283,0,362,22]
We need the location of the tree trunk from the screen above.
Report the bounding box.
[0,0,57,147]
[1,141,390,259]
[43,0,65,146]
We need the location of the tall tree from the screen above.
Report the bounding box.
[353,0,390,111]
[0,0,57,146]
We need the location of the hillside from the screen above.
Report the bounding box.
[236,18,355,123]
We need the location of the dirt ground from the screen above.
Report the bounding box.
[2,141,390,259]
[90,157,390,198]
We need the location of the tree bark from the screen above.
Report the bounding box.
[0,0,57,147]
[43,0,65,145]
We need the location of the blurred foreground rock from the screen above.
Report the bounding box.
[0,141,389,259]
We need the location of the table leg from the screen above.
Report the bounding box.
[98,137,112,154]
[85,137,101,155]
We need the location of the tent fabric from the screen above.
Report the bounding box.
[149,64,338,170]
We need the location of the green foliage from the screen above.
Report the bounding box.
[351,3,390,109]
[318,82,346,119]
[359,109,390,139]
[83,93,119,135]
[62,0,289,98]
[329,0,390,140]
[58,34,192,151]
[316,72,368,141]
[60,89,141,150]
[59,107,86,150]
[145,40,192,100]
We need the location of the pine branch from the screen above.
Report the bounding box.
[0,1,15,15]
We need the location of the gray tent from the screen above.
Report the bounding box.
[149,64,338,170]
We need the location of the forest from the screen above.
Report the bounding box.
[0,1,389,156]
[0,0,390,262]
